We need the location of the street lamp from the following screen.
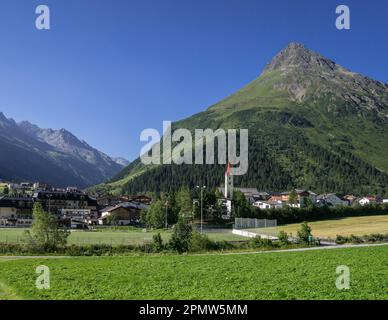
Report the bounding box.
[196,185,206,234]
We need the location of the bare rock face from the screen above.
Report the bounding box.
[263,42,338,74]
[261,42,388,114]
[112,157,130,167]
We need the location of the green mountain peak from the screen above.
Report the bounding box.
[101,42,388,196]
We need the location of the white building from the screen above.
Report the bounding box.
[358,197,371,206]
[60,209,91,229]
[253,201,271,210]
[252,200,284,210]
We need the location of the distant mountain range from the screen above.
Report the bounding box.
[100,42,388,196]
[111,157,130,167]
[0,113,127,188]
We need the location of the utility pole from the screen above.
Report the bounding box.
[196,186,206,234]
[165,200,168,229]
[48,195,51,214]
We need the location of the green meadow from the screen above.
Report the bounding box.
[0,245,387,300]
[0,228,246,246]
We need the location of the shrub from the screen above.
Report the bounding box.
[151,233,165,253]
[349,234,363,244]
[278,231,290,245]
[336,233,388,244]
[24,203,70,252]
[188,232,216,252]
[248,236,273,248]
[297,222,313,244]
[0,244,29,255]
[363,233,384,242]
[335,235,348,245]
[168,220,193,253]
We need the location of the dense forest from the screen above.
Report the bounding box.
[120,127,388,196]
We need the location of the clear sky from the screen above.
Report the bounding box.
[0,0,387,160]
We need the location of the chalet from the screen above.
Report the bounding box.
[268,193,282,202]
[343,195,357,206]
[280,190,317,207]
[60,209,95,229]
[128,195,152,205]
[235,188,259,203]
[98,203,142,226]
[251,192,271,202]
[96,195,133,207]
[317,194,348,207]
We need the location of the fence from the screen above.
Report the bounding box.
[233,218,277,229]
[233,218,278,239]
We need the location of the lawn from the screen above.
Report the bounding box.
[0,228,246,246]
[249,215,388,239]
[0,246,387,300]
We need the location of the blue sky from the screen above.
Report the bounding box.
[0,0,387,160]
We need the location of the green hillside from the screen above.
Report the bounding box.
[99,42,388,195]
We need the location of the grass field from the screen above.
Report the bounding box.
[0,245,387,300]
[250,215,388,239]
[0,228,246,246]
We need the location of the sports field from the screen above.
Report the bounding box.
[249,215,388,239]
[0,228,246,246]
[0,245,387,300]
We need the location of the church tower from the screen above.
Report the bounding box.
[224,162,234,199]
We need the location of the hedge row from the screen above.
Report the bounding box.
[248,204,388,224]
[335,233,388,244]
[0,238,302,256]
[0,241,235,256]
